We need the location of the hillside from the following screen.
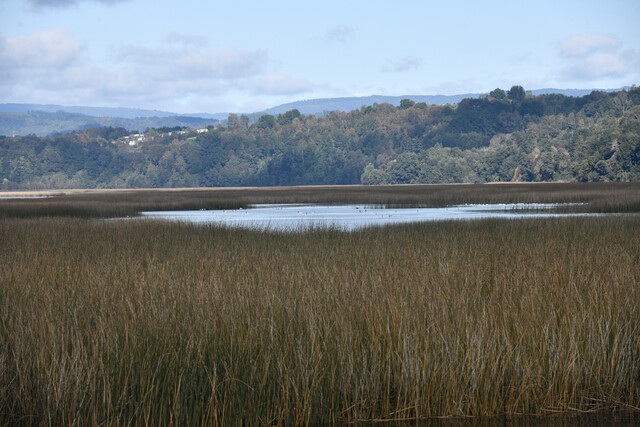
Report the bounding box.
[1,87,638,190]
[258,88,626,116]
[0,103,178,119]
[0,110,219,137]
[2,88,627,137]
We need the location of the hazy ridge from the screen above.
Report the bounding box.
[1,87,629,137]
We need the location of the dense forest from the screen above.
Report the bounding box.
[1,86,639,190]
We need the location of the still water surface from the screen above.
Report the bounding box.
[140,203,594,231]
[0,196,52,199]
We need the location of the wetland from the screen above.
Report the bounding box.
[1,183,639,425]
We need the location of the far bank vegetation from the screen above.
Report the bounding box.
[1,87,639,190]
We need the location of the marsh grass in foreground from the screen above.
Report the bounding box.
[1,182,640,219]
[1,216,639,424]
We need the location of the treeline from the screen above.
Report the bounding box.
[1,87,639,190]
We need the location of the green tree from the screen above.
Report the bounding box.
[399,99,415,109]
[239,114,250,129]
[42,145,64,173]
[489,88,507,100]
[507,85,526,102]
[10,156,34,184]
[256,114,276,129]
[227,113,240,130]
[360,163,387,185]
[277,109,301,125]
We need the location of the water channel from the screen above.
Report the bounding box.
[140,203,595,231]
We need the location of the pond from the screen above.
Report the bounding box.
[140,203,595,231]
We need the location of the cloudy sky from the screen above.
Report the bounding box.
[1,0,638,114]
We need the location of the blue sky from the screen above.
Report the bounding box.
[1,0,638,114]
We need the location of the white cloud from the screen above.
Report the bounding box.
[558,32,621,58]
[557,32,635,82]
[28,0,127,9]
[163,32,208,47]
[562,52,629,80]
[4,61,231,110]
[0,29,84,71]
[0,28,316,112]
[115,45,267,80]
[383,56,422,73]
[326,25,356,43]
[250,74,314,95]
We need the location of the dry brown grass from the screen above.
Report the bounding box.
[1,214,639,424]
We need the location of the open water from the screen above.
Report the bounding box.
[140,203,595,231]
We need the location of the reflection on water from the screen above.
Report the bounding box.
[0,195,52,199]
[391,411,638,427]
[140,203,596,231]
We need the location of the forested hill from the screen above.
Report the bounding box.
[0,110,220,137]
[1,86,639,190]
[257,88,625,116]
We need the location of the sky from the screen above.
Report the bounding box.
[1,0,639,114]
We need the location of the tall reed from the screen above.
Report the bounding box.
[1,216,639,424]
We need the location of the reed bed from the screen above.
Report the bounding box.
[1,182,640,219]
[0,190,248,219]
[1,215,639,424]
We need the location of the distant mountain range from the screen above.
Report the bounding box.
[258,88,630,115]
[0,103,179,119]
[0,87,630,136]
[259,94,479,115]
[0,111,221,137]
